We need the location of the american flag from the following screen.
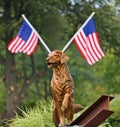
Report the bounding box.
[73,18,104,65]
[7,20,38,56]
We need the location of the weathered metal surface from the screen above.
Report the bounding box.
[70,94,114,127]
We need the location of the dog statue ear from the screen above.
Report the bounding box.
[61,52,69,64]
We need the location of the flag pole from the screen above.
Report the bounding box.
[22,14,51,53]
[62,12,95,52]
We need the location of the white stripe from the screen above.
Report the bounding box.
[27,36,38,55]
[89,34,102,59]
[11,38,22,53]
[93,33,104,57]
[77,32,94,64]
[15,41,25,53]
[8,36,19,51]
[86,47,96,64]
[75,36,93,65]
[23,32,36,53]
[87,35,99,62]
[20,31,34,52]
[80,31,96,64]
[78,31,87,49]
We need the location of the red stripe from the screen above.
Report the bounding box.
[30,37,38,55]
[88,35,99,61]
[24,32,36,53]
[95,32,101,46]
[10,37,20,52]
[74,38,88,62]
[29,37,38,56]
[93,33,104,57]
[90,34,101,59]
[74,35,93,65]
[91,34,100,58]
[80,32,86,48]
[26,35,37,54]
[13,39,23,53]
[78,33,86,51]
[18,41,27,52]
[16,41,25,53]
[79,32,95,64]
[73,30,104,65]
[7,36,18,49]
[86,38,96,62]
[20,33,35,52]
[80,31,95,64]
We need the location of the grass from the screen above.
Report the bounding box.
[8,100,54,127]
[99,94,120,127]
[6,94,120,127]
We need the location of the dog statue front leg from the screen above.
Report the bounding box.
[57,111,65,127]
[59,115,65,127]
[61,93,70,112]
[56,103,65,127]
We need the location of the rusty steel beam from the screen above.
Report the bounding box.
[70,94,114,127]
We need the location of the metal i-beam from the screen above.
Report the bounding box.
[69,94,114,127]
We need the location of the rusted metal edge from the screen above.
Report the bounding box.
[70,95,114,126]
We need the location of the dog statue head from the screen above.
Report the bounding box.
[46,50,69,68]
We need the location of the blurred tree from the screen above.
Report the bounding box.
[0,0,71,118]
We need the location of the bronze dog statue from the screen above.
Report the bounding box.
[46,50,83,127]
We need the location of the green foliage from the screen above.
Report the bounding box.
[108,95,120,127]
[99,94,120,127]
[9,100,54,127]
[100,123,112,127]
[8,97,120,127]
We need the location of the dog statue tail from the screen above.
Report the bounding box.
[73,104,84,114]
